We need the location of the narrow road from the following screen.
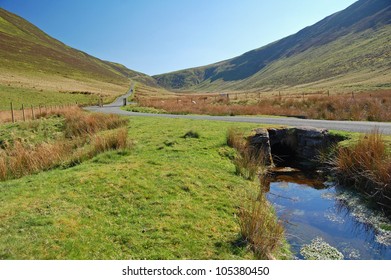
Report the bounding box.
[85,91,391,135]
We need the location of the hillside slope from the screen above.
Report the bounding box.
[0,8,157,102]
[154,0,391,92]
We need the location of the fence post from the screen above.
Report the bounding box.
[327,90,330,97]
[31,105,35,120]
[39,105,42,115]
[10,102,15,123]
[22,104,25,121]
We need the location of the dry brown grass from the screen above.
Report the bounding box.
[138,90,391,121]
[227,128,269,180]
[0,108,130,181]
[90,127,129,153]
[238,194,285,259]
[0,140,73,180]
[62,108,128,138]
[0,154,7,179]
[332,129,391,211]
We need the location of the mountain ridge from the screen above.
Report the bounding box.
[154,0,391,92]
[0,8,157,92]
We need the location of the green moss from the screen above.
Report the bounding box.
[380,223,391,232]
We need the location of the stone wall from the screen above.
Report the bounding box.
[248,126,336,169]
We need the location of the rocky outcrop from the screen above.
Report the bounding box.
[248,126,335,169]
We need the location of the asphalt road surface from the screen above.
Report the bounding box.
[85,91,391,135]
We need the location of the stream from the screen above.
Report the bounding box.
[266,170,391,260]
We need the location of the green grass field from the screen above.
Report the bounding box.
[0,115,288,259]
[0,85,99,110]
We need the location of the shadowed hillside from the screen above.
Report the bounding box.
[154,0,391,92]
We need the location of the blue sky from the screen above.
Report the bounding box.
[0,0,357,75]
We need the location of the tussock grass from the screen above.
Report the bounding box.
[332,129,391,212]
[0,155,6,179]
[90,127,129,153]
[62,108,127,138]
[238,193,285,259]
[227,128,268,180]
[0,108,129,181]
[2,141,71,180]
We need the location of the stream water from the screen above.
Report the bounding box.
[266,171,391,260]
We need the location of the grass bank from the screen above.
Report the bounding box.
[0,116,290,259]
[331,130,391,214]
[227,129,286,259]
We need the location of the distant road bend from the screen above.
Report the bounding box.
[85,90,391,135]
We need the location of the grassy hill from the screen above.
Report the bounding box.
[154,0,391,92]
[0,8,157,109]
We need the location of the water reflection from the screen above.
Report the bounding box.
[265,172,391,260]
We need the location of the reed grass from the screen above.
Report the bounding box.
[332,129,391,212]
[238,193,285,259]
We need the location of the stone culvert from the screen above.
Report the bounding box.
[248,126,341,170]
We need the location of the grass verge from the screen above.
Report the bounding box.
[0,116,288,259]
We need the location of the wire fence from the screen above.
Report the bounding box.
[0,102,79,124]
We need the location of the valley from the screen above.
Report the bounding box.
[0,0,390,261]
